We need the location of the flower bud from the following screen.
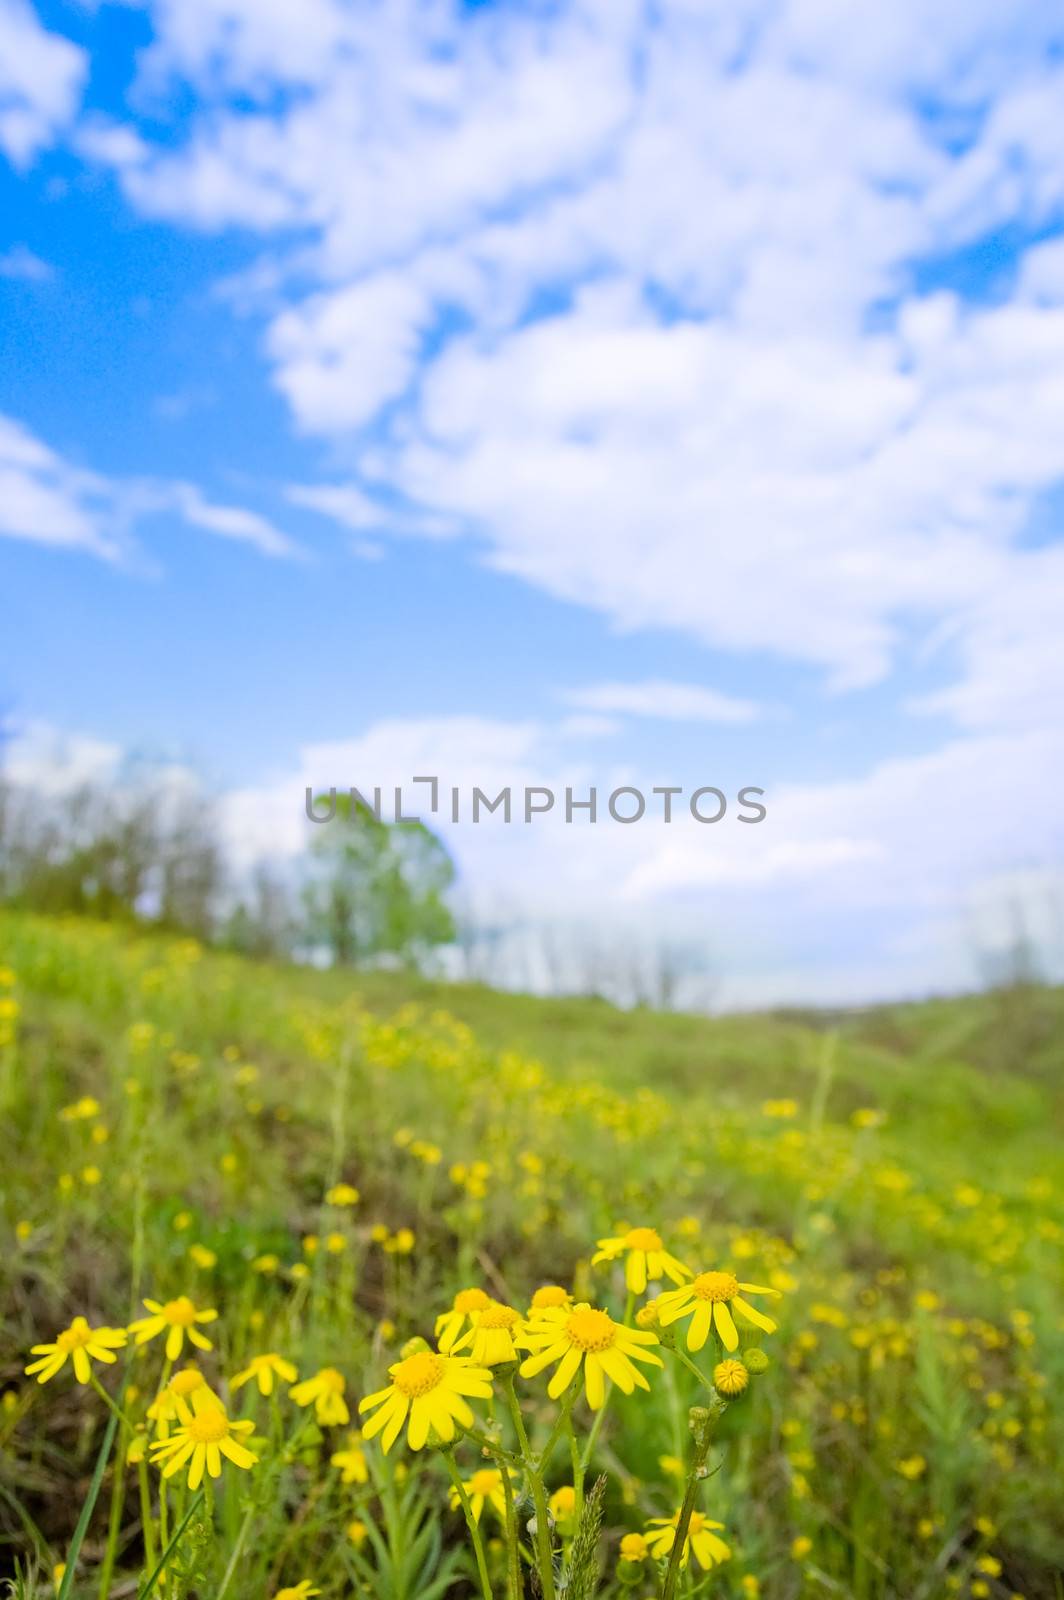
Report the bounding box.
[742,1347,770,1375]
[400,1336,431,1359]
[712,1358,749,1397]
[636,1299,660,1329]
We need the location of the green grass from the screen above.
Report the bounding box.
[1,910,1062,1600]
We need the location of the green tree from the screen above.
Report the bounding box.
[302,792,456,969]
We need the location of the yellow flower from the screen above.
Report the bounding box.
[325,1183,360,1206]
[435,1288,492,1352]
[25,1317,127,1385]
[791,1535,813,1559]
[455,1301,524,1366]
[325,1232,347,1254]
[290,1368,349,1426]
[895,1455,927,1480]
[656,1272,780,1353]
[359,1351,492,1452]
[274,1584,320,1600]
[188,1244,217,1269]
[550,1485,577,1531]
[252,1254,280,1274]
[331,1432,369,1484]
[385,1228,415,1255]
[347,1519,368,1548]
[644,1511,731,1571]
[713,1358,750,1397]
[450,1466,516,1524]
[150,1389,257,1489]
[593,1227,691,1294]
[148,1367,221,1438]
[59,1097,101,1122]
[519,1303,662,1409]
[129,1296,218,1361]
[231,1353,298,1397]
[528,1285,572,1315]
[619,1532,648,1563]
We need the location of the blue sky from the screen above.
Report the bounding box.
[3,0,1064,1006]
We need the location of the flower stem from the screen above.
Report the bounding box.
[505,1378,556,1600]
[137,1489,205,1600]
[659,1403,724,1600]
[443,1451,494,1600]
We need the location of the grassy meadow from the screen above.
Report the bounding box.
[1,910,1062,1600]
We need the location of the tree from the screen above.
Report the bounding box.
[302,792,456,969]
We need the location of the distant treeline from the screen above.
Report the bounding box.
[0,776,456,971]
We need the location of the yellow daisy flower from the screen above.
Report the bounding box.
[359,1350,493,1452]
[149,1370,223,1438]
[274,1584,320,1600]
[644,1511,731,1570]
[593,1227,692,1294]
[129,1296,218,1361]
[448,1466,516,1524]
[325,1183,360,1207]
[454,1301,525,1366]
[290,1367,349,1426]
[519,1303,662,1409]
[435,1288,491,1352]
[25,1317,127,1385]
[149,1389,257,1489]
[656,1272,780,1353]
[528,1285,573,1315]
[231,1352,298,1397]
[330,1432,369,1484]
[619,1532,648,1563]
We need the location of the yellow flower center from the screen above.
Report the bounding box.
[624,1227,663,1251]
[169,1368,205,1397]
[57,1318,93,1351]
[162,1296,198,1326]
[317,1367,345,1393]
[453,1289,490,1315]
[391,1352,446,1398]
[692,1271,738,1303]
[185,1409,230,1444]
[689,1512,706,1535]
[469,1469,500,1495]
[479,1303,519,1330]
[531,1285,569,1309]
[566,1307,617,1352]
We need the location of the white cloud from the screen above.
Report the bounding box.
[0,243,54,281]
[69,0,1064,709]
[0,411,302,562]
[565,680,761,725]
[0,0,85,167]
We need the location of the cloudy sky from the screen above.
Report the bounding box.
[3,0,1064,1006]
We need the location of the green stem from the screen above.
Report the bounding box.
[443,1452,494,1600]
[669,1347,715,1394]
[215,1499,256,1600]
[505,1379,555,1600]
[137,1490,205,1600]
[89,1374,135,1430]
[565,1412,583,1527]
[96,1424,128,1600]
[137,1459,157,1578]
[535,1384,577,1475]
[659,1404,723,1600]
[499,1462,521,1600]
[56,1396,122,1600]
